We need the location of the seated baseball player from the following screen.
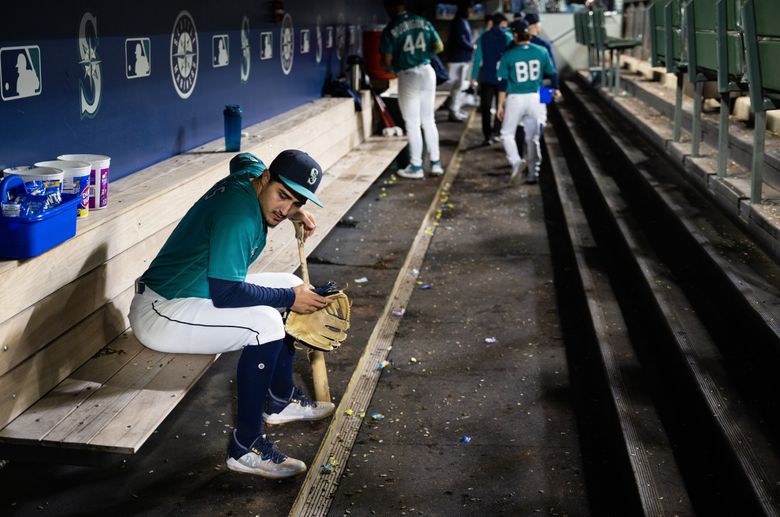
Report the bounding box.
[129,151,335,479]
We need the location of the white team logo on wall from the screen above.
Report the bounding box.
[212,35,229,67]
[326,27,333,49]
[300,29,310,54]
[79,12,102,118]
[125,38,151,79]
[316,16,323,63]
[260,32,273,60]
[1,46,42,101]
[170,10,199,99]
[240,16,251,82]
[336,13,345,61]
[280,13,294,75]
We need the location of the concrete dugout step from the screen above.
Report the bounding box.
[553,80,780,516]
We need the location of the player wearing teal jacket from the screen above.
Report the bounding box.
[496,19,558,185]
[380,9,443,72]
[496,41,556,95]
[130,151,335,480]
[381,0,445,179]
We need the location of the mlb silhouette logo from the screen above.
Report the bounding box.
[0,46,42,101]
[300,29,310,54]
[348,26,356,46]
[260,32,273,60]
[125,38,151,79]
[212,35,229,67]
[326,27,334,48]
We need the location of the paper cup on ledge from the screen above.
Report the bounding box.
[35,160,91,217]
[57,154,111,210]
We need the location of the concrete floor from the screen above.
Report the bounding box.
[1,109,589,516]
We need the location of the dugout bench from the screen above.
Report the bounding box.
[0,92,410,464]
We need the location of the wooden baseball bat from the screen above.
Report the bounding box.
[294,221,331,403]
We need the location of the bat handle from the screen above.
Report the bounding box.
[294,221,310,285]
[294,221,331,402]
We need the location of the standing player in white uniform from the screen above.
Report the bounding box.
[381,0,445,179]
[496,19,557,185]
[129,151,335,479]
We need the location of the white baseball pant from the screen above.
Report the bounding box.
[128,272,302,355]
[447,61,470,116]
[398,63,440,168]
[501,92,543,176]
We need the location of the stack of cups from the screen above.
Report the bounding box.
[35,159,91,217]
[57,154,111,211]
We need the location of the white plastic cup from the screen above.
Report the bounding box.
[2,166,65,197]
[57,154,111,210]
[35,160,92,217]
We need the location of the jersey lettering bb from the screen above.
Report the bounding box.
[497,43,555,95]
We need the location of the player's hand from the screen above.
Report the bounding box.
[496,105,505,121]
[291,284,332,314]
[553,89,562,100]
[289,209,317,240]
[470,80,477,89]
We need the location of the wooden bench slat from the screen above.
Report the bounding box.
[42,346,173,444]
[0,287,134,429]
[87,351,216,453]
[0,337,146,442]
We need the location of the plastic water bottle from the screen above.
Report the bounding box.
[224,105,243,152]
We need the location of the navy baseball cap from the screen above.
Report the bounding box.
[524,13,540,25]
[510,19,530,36]
[270,150,324,207]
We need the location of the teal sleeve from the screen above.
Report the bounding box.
[430,22,444,54]
[496,54,508,81]
[208,212,254,282]
[505,32,513,46]
[471,37,482,80]
[544,52,555,76]
[380,29,393,54]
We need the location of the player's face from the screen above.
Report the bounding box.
[259,179,304,227]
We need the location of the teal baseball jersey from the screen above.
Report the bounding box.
[380,13,443,72]
[497,43,555,95]
[141,172,267,300]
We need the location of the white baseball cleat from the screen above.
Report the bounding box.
[226,431,307,479]
[430,161,444,176]
[263,387,335,425]
[397,164,425,180]
[509,160,528,185]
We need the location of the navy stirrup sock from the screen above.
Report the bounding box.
[235,339,283,447]
[269,335,296,400]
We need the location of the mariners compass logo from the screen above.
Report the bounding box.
[280,13,294,76]
[240,16,251,83]
[79,12,102,118]
[170,11,199,99]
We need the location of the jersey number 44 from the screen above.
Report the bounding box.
[515,59,541,83]
[403,32,427,54]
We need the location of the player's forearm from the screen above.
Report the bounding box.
[382,53,394,73]
[209,277,295,309]
[497,91,507,110]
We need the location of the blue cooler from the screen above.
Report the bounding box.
[0,175,80,259]
[540,87,554,104]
